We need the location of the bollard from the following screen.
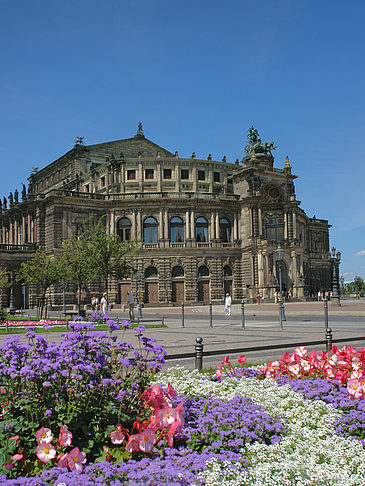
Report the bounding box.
[324,298,328,330]
[162,316,165,326]
[66,320,69,331]
[195,337,204,370]
[6,320,8,333]
[326,328,333,352]
[241,300,245,329]
[181,302,185,328]
[209,302,213,328]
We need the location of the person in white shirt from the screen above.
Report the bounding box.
[224,293,232,316]
[127,291,135,321]
[101,294,108,314]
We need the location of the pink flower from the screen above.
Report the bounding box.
[125,434,141,453]
[57,453,69,467]
[215,365,223,380]
[36,442,57,463]
[138,428,157,453]
[36,427,53,444]
[238,355,247,365]
[111,429,125,444]
[294,346,308,357]
[67,447,87,471]
[4,462,13,471]
[59,425,73,447]
[11,453,23,461]
[156,406,178,429]
[142,385,166,409]
[347,377,365,400]
[221,356,230,366]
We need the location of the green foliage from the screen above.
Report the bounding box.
[16,251,64,318]
[0,308,8,322]
[0,269,10,290]
[85,216,140,297]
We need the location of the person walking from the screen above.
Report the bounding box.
[224,292,232,317]
[127,291,135,322]
[101,293,108,314]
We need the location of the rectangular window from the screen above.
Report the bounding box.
[213,172,220,182]
[145,168,154,179]
[85,184,89,192]
[163,168,172,179]
[198,170,205,181]
[181,169,189,180]
[127,169,136,180]
[101,176,105,187]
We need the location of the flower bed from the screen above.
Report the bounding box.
[1,320,65,328]
[2,332,365,485]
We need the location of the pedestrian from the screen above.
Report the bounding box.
[127,291,135,322]
[101,293,108,314]
[274,291,278,304]
[257,292,261,304]
[224,292,232,316]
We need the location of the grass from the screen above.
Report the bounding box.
[0,322,167,334]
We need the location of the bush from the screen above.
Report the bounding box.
[0,319,166,477]
[0,307,8,323]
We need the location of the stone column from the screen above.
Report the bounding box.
[164,209,169,240]
[258,250,264,288]
[284,211,288,239]
[159,209,163,240]
[190,210,195,240]
[293,211,297,239]
[210,212,215,240]
[185,210,190,239]
[215,211,219,240]
[233,212,237,241]
[258,206,263,236]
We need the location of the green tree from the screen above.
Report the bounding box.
[86,216,139,302]
[0,268,10,290]
[353,276,364,298]
[58,232,95,315]
[17,251,63,318]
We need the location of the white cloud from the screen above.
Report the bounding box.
[354,250,365,257]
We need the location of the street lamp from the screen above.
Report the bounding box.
[330,247,341,307]
[164,272,168,304]
[137,265,143,319]
[9,271,15,314]
[274,244,286,329]
[340,275,344,298]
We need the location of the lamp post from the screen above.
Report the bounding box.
[330,246,341,307]
[340,275,344,299]
[274,244,286,329]
[137,265,143,319]
[221,268,225,301]
[164,272,168,304]
[9,271,15,313]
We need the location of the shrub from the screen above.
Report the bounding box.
[0,320,166,476]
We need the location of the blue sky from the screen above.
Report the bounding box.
[1,0,364,279]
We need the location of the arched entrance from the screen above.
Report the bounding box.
[171,266,185,303]
[144,267,159,303]
[197,265,210,302]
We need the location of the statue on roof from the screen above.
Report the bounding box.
[14,189,19,203]
[9,192,14,206]
[74,137,84,147]
[21,184,27,200]
[244,126,277,155]
[3,197,7,209]
[136,122,144,137]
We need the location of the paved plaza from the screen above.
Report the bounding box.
[2,299,365,370]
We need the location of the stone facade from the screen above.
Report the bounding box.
[0,126,332,308]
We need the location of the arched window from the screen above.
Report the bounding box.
[220,218,231,242]
[195,217,208,242]
[116,217,131,242]
[145,267,158,278]
[144,217,158,243]
[170,217,184,243]
[223,265,232,277]
[172,266,184,278]
[264,211,284,241]
[198,265,209,277]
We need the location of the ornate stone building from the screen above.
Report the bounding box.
[0,125,331,308]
